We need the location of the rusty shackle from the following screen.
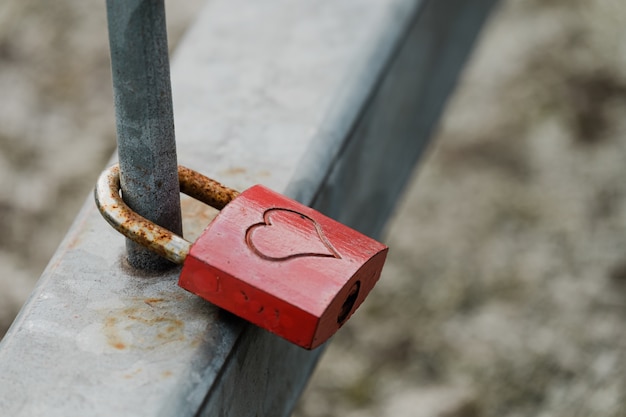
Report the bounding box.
[95,164,239,264]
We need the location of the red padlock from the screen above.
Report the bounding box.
[95,164,387,349]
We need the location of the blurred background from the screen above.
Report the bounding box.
[2,1,626,416]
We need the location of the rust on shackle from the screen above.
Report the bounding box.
[95,164,239,265]
[178,166,239,210]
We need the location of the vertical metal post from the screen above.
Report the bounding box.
[105,0,182,270]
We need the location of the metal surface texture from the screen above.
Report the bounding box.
[106,0,183,270]
[0,0,497,416]
[94,164,239,265]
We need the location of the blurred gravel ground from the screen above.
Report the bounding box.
[2,1,626,416]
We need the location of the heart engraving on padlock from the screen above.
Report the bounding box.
[245,208,341,261]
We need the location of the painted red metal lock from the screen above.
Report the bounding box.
[96,164,388,349]
[179,184,387,349]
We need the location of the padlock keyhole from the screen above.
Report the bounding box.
[337,281,360,325]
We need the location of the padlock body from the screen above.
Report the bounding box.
[179,185,387,349]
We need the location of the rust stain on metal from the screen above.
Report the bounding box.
[95,164,240,265]
[102,298,186,351]
[104,316,127,350]
[221,167,247,176]
[144,297,166,307]
[178,165,239,210]
[123,368,143,379]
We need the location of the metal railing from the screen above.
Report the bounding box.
[0,0,497,415]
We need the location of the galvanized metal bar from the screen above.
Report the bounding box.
[0,0,497,416]
[106,0,182,271]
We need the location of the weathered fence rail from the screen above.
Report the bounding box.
[0,0,497,415]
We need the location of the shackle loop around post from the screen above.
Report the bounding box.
[95,164,240,264]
